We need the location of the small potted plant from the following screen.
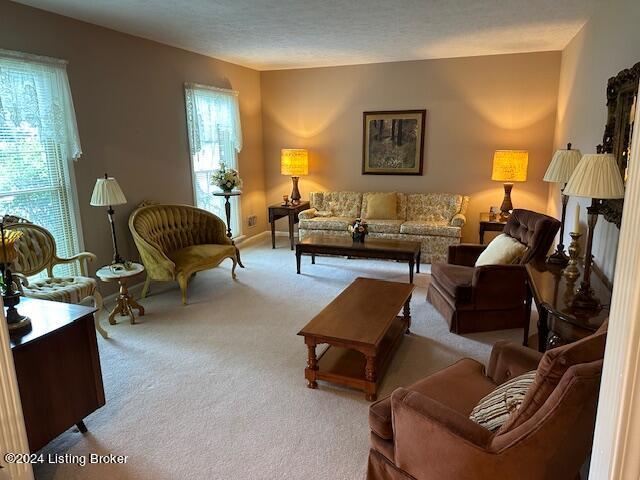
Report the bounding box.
[349,218,368,242]
[211,164,243,193]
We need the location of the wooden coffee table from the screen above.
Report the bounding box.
[296,234,421,283]
[298,277,414,401]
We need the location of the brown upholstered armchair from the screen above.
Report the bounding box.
[367,324,606,480]
[427,209,560,334]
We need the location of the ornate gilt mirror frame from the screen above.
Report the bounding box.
[600,62,640,228]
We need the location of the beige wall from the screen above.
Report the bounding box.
[0,0,267,293]
[261,52,561,241]
[551,0,640,281]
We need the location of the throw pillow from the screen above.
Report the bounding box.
[365,193,397,220]
[475,233,527,266]
[469,370,537,432]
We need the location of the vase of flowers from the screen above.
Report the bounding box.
[211,165,243,193]
[349,218,368,242]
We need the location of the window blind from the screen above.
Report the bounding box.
[0,50,83,276]
[185,84,243,235]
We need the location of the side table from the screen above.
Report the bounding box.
[479,212,507,243]
[96,262,145,325]
[269,201,310,250]
[213,190,245,268]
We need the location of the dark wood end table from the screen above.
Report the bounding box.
[268,201,310,250]
[525,261,611,352]
[296,234,421,283]
[298,277,414,401]
[479,212,507,243]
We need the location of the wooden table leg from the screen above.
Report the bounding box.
[296,248,302,274]
[365,354,377,401]
[409,258,415,284]
[416,251,421,274]
[403,296,412,334]
[479,226,485,244]
[270,214,276,249]
[305,341,318,389]
[311,253,316,264]
[76,420,88,433]
[538,307,549,353]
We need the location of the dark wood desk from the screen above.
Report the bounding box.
[268,201,310,250]
[479,212,507,243]
[525,262,611,352]
[10,298,105,452]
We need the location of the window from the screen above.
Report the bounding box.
[185,83,243,236]
[0,49,83,276]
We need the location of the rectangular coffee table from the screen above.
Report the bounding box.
[296,234,421,283]
[298,277,414,401]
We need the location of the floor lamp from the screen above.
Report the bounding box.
[543,143,582,265]
[90,174,127,265]
[563,148,625,308]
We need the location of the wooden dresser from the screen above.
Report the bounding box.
[10,298,105,452]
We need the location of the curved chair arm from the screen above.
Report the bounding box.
[450,213,467,228]
[447,243,486,266]
[52,252,96,276]
[298,208,317,220]
[207,215,233,246]
[487,341,542,385]
[129,227,176,282]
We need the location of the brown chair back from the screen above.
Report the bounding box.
[503,209,560,263]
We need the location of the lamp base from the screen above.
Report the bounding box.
[572,283,601,310]
[499,183,514,218]
[547,245,569,266]
[290,177,301,205]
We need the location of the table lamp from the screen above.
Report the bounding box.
[543,143,582,265]
[563,147,625,308]
[281,149,308,205]
[90,173,127,264]
[491,150,528,219]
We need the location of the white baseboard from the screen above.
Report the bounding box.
[235,230,269,247]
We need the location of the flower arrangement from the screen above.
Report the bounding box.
[348,218,368,242]
[211,165,243,192]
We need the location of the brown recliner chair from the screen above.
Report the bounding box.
[367,323,607,480]
[427,209,560,334]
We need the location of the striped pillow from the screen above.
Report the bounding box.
[469,370,537,431]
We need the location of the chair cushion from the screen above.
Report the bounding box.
[475,233,527,266]
[400,221,461,238]
[167,244,236,274]
[469,370,537,431]
[498,327,608,433]
[369,358,496,440]
[363,193,397,220]
[365,220,404,234]
[430,263,474,302]
[298,217,354,231]
[23,276,97,304]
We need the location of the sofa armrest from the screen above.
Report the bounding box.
[391,388,493,478]
[487,341,542,385]
[298,208,317,220]
[471,264,527,310]
[447,243,486,266]
[450,213,467,228]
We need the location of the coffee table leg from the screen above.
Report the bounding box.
[409,258,414,284]
[296,249,302,274]
[416,251,421,273]
[305,342,318,389]
[311,253,316,264]
[403,296,412,334]
[365,354,377,401]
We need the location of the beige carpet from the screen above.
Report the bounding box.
[34,237,523,480]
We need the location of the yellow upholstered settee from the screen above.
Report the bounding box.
[129,204,237,305]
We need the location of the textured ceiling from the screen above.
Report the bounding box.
[15,0,600,70]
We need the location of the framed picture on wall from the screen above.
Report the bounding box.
[362,109,426,175]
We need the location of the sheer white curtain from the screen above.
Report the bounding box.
[185,83,242,236]
[0,49,83,276]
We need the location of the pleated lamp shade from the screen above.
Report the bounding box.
[543,148,582,183]
[90,177,127,206]
[564,153,625,199]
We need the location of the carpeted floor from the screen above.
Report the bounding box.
[34,237,524,480]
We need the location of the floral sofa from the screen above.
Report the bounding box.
[298,191,470,263]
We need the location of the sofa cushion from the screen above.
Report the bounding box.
[400,221,461,238]
[430,263,474,302]
[469,370,537,431]
[369,358,496,440]
[363,193,397,220]
[361,192,406,220]
[498,326,608,434]
[309,192,362,218]
[167,244,236,274]
[406,193,463,223]
[366,220,404,234]
[24,276,97,304]
[475,233,527,266]
[298,217,353,231]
